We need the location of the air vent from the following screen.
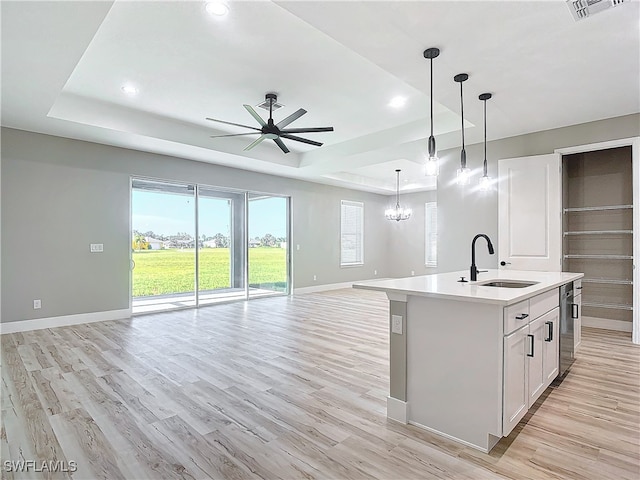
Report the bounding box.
[567,0,626,21]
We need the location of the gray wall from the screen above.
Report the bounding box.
[436,114,640,273]
[386,190,437,278]
[1,128,392,323]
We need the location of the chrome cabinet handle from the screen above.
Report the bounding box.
[545,321,553,342]
[527,334,534,357]
[515,313,529,320]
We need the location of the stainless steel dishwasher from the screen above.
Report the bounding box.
[559,282,575,376]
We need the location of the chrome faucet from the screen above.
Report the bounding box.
[471,234,495,281]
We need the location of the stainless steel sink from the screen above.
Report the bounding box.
[476,280,538,288]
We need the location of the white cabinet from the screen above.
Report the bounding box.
[502,289,560,437]
[527,315,546,405]
[503,326,528,435]
[542,308,560,384]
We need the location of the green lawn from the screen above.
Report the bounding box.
[132,247,287,297]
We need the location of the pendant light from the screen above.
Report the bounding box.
[454,73,470,185]
[385,169,412,221]
[479,92,492,191]
[423,47,440,177]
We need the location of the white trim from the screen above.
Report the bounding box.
[582,316,633,333]
[387,396,408,424]
[408,420,498,453]
[554,137,638,155]
[556,136,639,345]
[0,308,131,334]
[293,281,357,295]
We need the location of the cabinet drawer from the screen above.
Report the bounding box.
[574,279,582,293]
[529,289,559,320]
[504,299,530,335]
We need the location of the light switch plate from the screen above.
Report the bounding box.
[90,244,104,253]
[391,315,403,335]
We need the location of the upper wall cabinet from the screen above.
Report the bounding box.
[498,154,562,272]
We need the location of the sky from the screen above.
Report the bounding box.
[132,190,287,238]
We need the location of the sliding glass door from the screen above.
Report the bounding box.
[131,178,289,313]
[248,194,290,297]
[197,187,246,305]
[131,179,196,313]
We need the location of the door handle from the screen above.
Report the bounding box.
[500,261,511,266]
[571,304,579,319]
[527,334,534,357]
[545,321,553,342]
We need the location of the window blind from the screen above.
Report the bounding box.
[341,200,364,266]
[425,202,437,267]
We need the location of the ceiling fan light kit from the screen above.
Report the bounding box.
[207,93,334,154]
[385,169,412,222]
[423,47,440,177]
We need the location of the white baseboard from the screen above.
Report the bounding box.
[582,316,633,333]
[0,308,132,334]
[293,279,388,295]
[386,396,408,424]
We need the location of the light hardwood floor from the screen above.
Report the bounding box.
[1,289,639,479]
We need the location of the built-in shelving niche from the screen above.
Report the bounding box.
[562,146,634,327]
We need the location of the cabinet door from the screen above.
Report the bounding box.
[542,308,560,385]
[503,326,528,436]
[527,316,546,405]
[498,154,561,271]
[574,293,582,349]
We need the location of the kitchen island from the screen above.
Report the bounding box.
[353,269,583,452]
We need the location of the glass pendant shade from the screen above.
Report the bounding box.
[479,174,491,190]
[454,73,470,186]
[478,92,493,191]
[424,48,440,177]
[385,169,412,221]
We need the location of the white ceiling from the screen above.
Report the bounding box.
[2,0,639,194]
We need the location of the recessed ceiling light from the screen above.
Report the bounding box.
[389,96,406,108]
[121,83,138,96]
[205,1,229,17]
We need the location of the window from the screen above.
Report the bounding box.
[425,202,437,267]
[340,200,364,266]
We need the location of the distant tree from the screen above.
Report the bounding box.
[213,232,229,248]
[261,233,276,247]
[132,233,148,251]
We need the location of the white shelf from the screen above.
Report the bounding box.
[564,254,633,260]
[564,205,633,213]
[582,278,633,285]
[582,301,633,311]
[564,230,632,236]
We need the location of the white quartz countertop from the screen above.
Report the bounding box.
[353,269,584,306]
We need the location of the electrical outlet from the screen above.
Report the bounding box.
[411,270,415,276]
[33,299,41,309]
[374,270,378,275]
[313,275,317,281]
[391,315,403,335]
[90,243,104,253]
[296,244,300,251]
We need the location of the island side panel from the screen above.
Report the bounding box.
[407,296,503,452]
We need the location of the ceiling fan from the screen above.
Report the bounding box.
[206,93,334,154]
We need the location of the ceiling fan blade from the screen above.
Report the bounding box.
[279,133,323,147]
[210,133,260,138]
[243,105,267,127]
[276,108,307,128]
[205,117,261,131]
[274,138,290,154]
[279,127,334,134]
[243,134,267,151]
